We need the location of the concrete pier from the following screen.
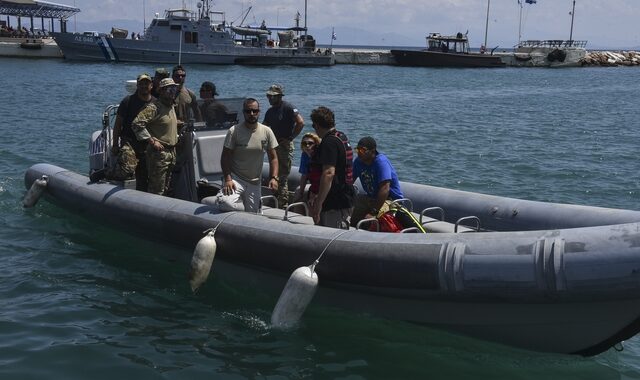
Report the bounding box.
[0,37,62,58]
[333,48,396,65]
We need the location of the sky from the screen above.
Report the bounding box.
[39,0,640,48]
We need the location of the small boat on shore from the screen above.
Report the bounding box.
[22,96,640,356]
[52,0,333,66]
[391,32,505,68]
[19,39,44,49]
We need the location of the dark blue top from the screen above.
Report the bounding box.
[299,152,310,175]
[353,152,403,200]
[262,100,299,140]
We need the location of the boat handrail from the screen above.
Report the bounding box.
[420,207,445,224]
[454,216,481,233]
[261,195,279,210]
[390,198,413,212]
[284,202,309,219]
[356,217,379,232]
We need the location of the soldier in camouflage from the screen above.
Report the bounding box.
[108,73,155,188]
[132,78,179,195]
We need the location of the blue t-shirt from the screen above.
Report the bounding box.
[353,152,403,199]
[299,152,310,175]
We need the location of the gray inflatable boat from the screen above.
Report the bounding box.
[23,103,640,356]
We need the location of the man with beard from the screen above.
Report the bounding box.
[132,78,179,195]
[108,73,155,190]
[262,84,304,208]
[171,65,202,128]
[217,98,279,213]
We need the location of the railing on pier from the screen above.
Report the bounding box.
[517,40,588,49]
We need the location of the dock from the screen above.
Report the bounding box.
[332,45,640,67]
[332,48,395,65]
[0,37,62,58]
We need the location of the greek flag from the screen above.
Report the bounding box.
[332,31,337,40]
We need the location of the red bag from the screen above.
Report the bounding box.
[369,212,403,233]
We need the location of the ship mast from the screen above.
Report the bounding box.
[569,0,576,44]
[483,0,490,51]
[517,0,523,46]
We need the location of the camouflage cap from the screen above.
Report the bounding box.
[154,67,170,79]
[159,78,178,88]
[137,73,152,82]
[266,84,284,96]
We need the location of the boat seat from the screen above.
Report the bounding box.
[193,132,226,182]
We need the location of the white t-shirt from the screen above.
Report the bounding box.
[224,122,278,184]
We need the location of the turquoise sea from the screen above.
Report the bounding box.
[2,57,640,379]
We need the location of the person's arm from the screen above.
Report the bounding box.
[267,148,279,191]
[371,181,391,216]
[311,164,335,223]
[132,104,163,151]
[294,174,309,201]
[220,147,236,195]
[291,113,304,140]
[111,114,123,154]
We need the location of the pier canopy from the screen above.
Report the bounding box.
[0,0,79,20]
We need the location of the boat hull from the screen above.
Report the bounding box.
[391,49,506,68]
[24,163,640,355]
[51,32,334,66]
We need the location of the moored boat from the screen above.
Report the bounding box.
[51,0,333,66]
[22,96,640,356]
[391,32,505,68]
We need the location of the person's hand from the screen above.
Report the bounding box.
[149,138,164,151]
[268,177,279,191]
[223,179,236,196]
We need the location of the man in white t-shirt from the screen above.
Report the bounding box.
[218,98,279,213]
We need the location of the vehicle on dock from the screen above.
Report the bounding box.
[390,32,505,68]
[51,0,333,66]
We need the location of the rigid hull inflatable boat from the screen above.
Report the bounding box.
[23,102,640,356]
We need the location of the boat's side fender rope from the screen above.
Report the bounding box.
[310,229,350,274]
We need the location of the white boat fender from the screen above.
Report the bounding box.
[188,212,237,292]
[271,230,350,329]
[23,175,48,208]
[270,264,318,329]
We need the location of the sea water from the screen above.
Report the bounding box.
[1,57,640,379]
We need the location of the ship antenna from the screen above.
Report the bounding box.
[178,28,182,65]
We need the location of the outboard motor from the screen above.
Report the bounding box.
[89,105,117,181]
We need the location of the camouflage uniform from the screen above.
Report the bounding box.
[132,99,178,196]
[145,146,176,195]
